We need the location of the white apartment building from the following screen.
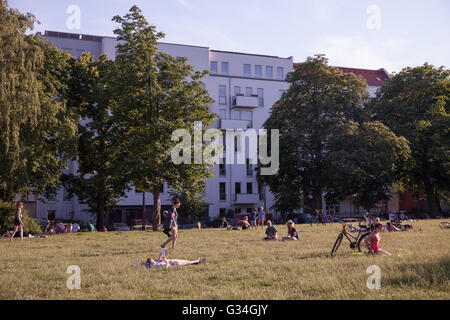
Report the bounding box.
[25,30,292,226]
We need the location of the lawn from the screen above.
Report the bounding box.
[0,220,449,300]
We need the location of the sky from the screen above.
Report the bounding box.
[8,0,450,74]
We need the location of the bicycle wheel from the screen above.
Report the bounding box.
[357,232,370,252]
[331,233,344,256]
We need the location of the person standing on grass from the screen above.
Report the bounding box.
[364,223,391,256]
[10,201,24,241]
[258,207,265,229]
[250,208,257,229]
[161,198,181,249]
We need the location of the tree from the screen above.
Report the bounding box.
[259,55,409,213]
[169,181,209,223]
[368,63,450,216]
[63,53,130,230]
[111,6,216,230]
[0,1,78,201]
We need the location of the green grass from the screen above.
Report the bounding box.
[0,220,449,300]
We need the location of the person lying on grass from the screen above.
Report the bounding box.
[364,223,391,256]
[386,222,402,232]
[263,220,278,241]
[282,220,299,241]
[143,248,207,268]
[221,217,232,230]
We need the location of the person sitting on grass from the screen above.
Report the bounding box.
[263,220,278,241]
[386,222,402,232]
[55,221,66,234]
[282,220,299,241]
[221,217,232,230]
[143,248,207,268]
[239,216,251,230]
[364,223,391,256]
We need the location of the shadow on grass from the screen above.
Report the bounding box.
[383,257,450,288]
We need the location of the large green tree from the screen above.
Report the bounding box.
[63,53,130,230]
[0,1,78,201]
[111,6,216,230]
[259,55,410,213]
[368,63,450,216]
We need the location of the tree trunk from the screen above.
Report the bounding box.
[423,175,439,217]
[152,185,161,231]
[97,191,105,231]
[434,188,443,215]
[314,188,322,211]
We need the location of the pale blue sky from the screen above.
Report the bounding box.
[8,0,450,73]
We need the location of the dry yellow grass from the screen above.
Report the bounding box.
[0,219,449,300]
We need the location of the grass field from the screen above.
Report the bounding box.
[0,219,449,300]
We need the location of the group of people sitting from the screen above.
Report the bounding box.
[44,220,97,234]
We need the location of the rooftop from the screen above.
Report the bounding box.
[336,67,389,86]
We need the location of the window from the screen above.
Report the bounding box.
[255,65,262,77]
[233,110,252,128]
[326,204,340,214]
[277,67,284,79]
[258,184,265,200]
[235,182,241,194]
[210,61,218,73]
[63,188,72,201]
[219,85,227,105]
[245,87,252,97]
[243,64,251,76]
[246,158,253,176]
[221,62,229,74]
[234,135,241,152]
[266,66,273,78]
[220,183,226,200]
[257,88,264,107]
[219,163,226,176]
[76,49,85,59]
[47,210,56,221]
[247,182,252,194]
[234,86,241,95]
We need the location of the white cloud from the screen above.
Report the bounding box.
[310,35,411,72]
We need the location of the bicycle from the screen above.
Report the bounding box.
[331,221,371,256]
[439,221,450,229]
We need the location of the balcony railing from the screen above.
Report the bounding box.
[233,193,261,204]
[232,95,260,108]
[219,118,253,130]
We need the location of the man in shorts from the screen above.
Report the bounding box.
[161,198,181,249]
[10,201,24,241]
[258,207,265,229]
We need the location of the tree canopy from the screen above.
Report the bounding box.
[368,63,450,216]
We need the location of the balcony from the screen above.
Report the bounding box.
[219,118,252,130]
[233,193,261,204]
[232,95,260,109]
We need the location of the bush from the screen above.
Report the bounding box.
[0,200,43,234]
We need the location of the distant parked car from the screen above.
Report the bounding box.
[112,223,130,231]
[286,213,315,224]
